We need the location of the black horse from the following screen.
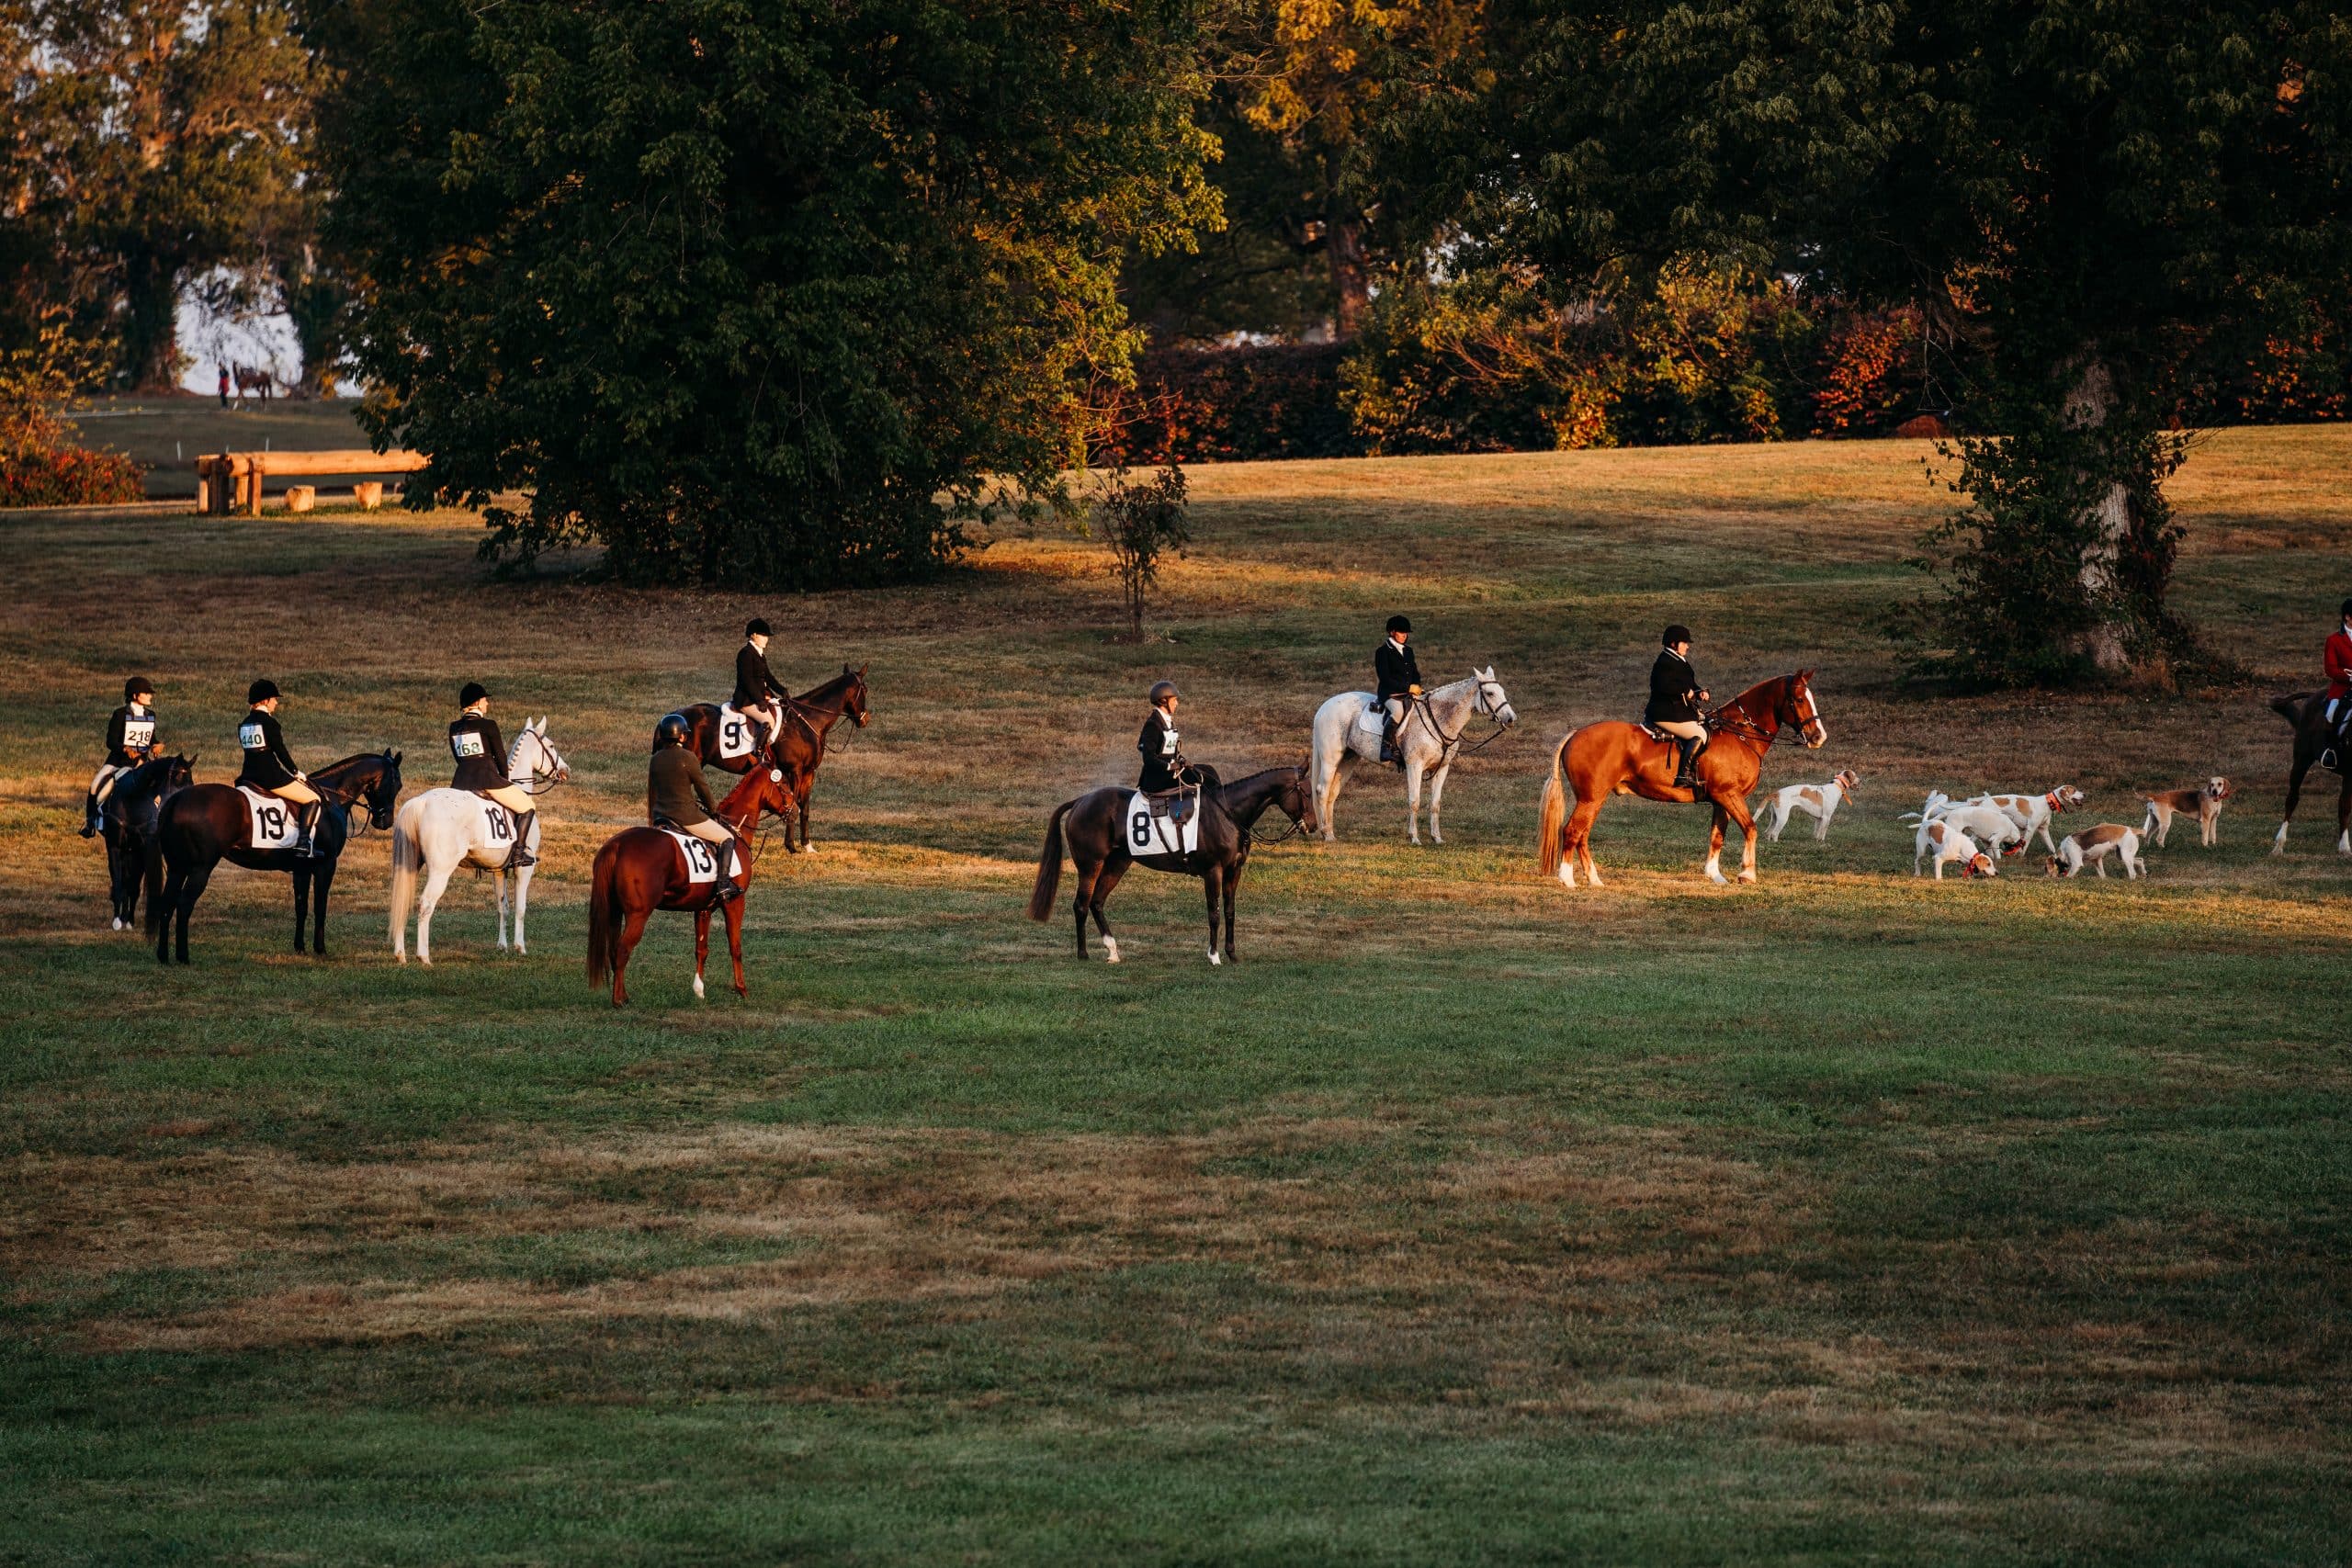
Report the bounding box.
[2267,691,2352,854]
[151,751,403,964]
[100,751,196,931]
[1027,765,1317,964]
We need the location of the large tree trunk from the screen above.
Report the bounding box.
[1327,213,1369,341]
[120,248,183,391]
[2061,353,2137,678]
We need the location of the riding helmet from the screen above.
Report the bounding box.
[1386,615,1412,635]
[124,676,153,702]
[458,681,489,707]
[655,712,691,747]
[1148,680,1180,705]
[1661,624,1693,648]
[746,617,771,638]
[247,678,280,705]
[2341,597,2352,621]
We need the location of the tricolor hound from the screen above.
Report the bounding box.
[2137,776,2231,847]
[2044,824,2145,880]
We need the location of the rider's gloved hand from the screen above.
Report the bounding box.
[1408,684,1422,696]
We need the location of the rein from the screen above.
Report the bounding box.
[1242,769,1314,846]
[1410,679,1511,761]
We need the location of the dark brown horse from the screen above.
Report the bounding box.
[1027,765,1317,964]
[672,699,794,776]
[2266,691,2352,855]
[152,751,404,963]
[1538,671,1827,887]
[768,664,870,852]
[101,751,196,931]
[585,763,794,1006]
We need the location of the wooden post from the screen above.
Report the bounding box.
[354,481,384,510]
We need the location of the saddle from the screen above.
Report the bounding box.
[1138,785,1195,826]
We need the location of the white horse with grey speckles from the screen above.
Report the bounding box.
[389,719,570,964]
[1309,668,1516,843]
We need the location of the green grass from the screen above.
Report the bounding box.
[2,430,2348,1562]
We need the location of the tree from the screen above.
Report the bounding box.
[1092,466,1193,639]
[1388,0,2352,684]
[316,0,1219,589]
[6,0,312,389]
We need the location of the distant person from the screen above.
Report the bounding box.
[217,365,230,408]
[1646,625,1711,790]
[81,675,162,837]
[447,682,535,870]
[649,713,741,903]
[732,617,789,753]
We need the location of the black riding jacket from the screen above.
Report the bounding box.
[236,707,301,788]
[448,710,510,791]
[1374,638,1422,704]
[106,703,158,768]
[1645,649,1703,726]
[649,744,722,828]
[1136,708,1190,793]
[733,642,786,709]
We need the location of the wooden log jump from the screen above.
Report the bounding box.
[193,450,429,516]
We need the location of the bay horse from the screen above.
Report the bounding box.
[768,664,870,852]
[388,720,571,964]
[585,763,794,1006]
[152,751,405,963]
[1537,671,1827,887]
[1308,668,1517,845]
[2265,691,2352,854]
[1026,764,1317,964]
[100,751,196,931]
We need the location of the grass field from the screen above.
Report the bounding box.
[3,429,2348,1563]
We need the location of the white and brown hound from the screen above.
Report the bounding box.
[2044,823,2145,880]
[1762,770,1860,842]
[2138,777,2231,847]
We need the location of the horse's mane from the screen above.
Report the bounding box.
[796,666,865,705]
[1720,672,1795,719]
[313,750,395,779]
[1215,764,1305,798]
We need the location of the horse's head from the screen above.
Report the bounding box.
[843,663,871,728]
[1780,670,1827,749]
[514,717,571,786]
[722,762,795,823]
[363,750,404,829]
[1471,666,1517,728]
[1284,757,1321,838]
[163,752,195,795]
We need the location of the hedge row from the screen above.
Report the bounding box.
[0,444,146,507]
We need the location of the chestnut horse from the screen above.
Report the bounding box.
[1537,671,1827,887]
[766,664,871,853]
[1026,765,1317,964]
[152,751,405,963]
[584,763,793,1006]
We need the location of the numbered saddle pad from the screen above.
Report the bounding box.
[1124,792,1201,857]
[477,799,519,847]
[238,786,303,850]
[715,705,759,759]
[661,827,727,885]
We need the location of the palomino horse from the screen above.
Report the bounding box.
[585,763,794,1006]
[768,664,871,852]
[2265,691,2352,854]
[1309,669,1516,844]
[152,751,404,963]
[1537,671,1826,887]
[101,751,196,931]
[1027,765,1317,964]
[388,719,571,964]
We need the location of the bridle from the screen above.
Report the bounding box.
[1247,767,1316,845]
[1409,676,1514,761]
[1708,679,1821,758]
[511,731,571,797]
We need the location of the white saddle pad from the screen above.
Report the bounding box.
[239,785,302,849]
[661,827,729,885]
[1353,698,1386,742]
[715,704,760,760]
[1124,792,1201,857]
[476,798,520,852]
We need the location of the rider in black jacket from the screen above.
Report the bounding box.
[1374,615,1422,768]
[1645,625,1711,789]
[447,682,535,870]
[733,618,789,756]
[237,679,324,856]
[1137,681,1193,796]
[82,675,161,836]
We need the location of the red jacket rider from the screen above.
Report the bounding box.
[2326,597,2352,719]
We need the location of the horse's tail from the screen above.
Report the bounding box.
[387,805,421,950]
[586,843,618,986]
[1027,800,1074,921]
[1537,730,1573,876]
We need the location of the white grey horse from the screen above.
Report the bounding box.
[388,719,569,964]
[1309,668,1516,844]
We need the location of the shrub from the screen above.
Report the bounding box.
[1093,344,1361,466]
[0,322,147,508]
[1090,466,1191,639]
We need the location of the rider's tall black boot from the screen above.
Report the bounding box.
[1674,738,1702,790]
[503,808,537,870]
[78,792,101,837]
[294,800,322,858]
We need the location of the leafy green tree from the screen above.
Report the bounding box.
[6,0,311,388]
[317,0,1218,589]
[1390,0,2352,683]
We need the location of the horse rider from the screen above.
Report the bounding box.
[2324,597,2352,738]
[448,682,536,871]
[650,712,742,904]
[1375,615,1422,768]
[1138,680,1200,822]
[237,678,324,857]
[734,617,790,755]
[1646,624,1712,790]
[81,675,164,837]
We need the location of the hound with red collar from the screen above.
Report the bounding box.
[2138,777,2232,848]
[1761,770,1860,842]
[1913,816,1998,880]
[1965,785,2085,856]
[2044,823,2145,880]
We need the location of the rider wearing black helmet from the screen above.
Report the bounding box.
[237,678,324,856]
[734,618,789,755]
[1137,680,1193,797]
[81,674,162,836]
[449,682,534,871]
[1374,615,1422,768]
[649,711,741,903]
[1646,625,1711,790]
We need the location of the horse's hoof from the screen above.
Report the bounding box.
[1207,949,1222,966]
[110,918,123,931]
[1737,871,1758,885]
[693,975,706,999]
[1102,939,1120,964]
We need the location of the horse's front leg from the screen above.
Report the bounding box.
[312,860,334,954]
[512,866,532,955]
[1703,807,1729,885]
[1201,864,1226,965]
[493,868,511,953]
[292,865,311,953]
[796,787,814,853]
[1222,861,1241,964]
[693,908,712,1000]
[1428,761,1453,845]
[2336,771,2352,854]
[1405,759,1426,845]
